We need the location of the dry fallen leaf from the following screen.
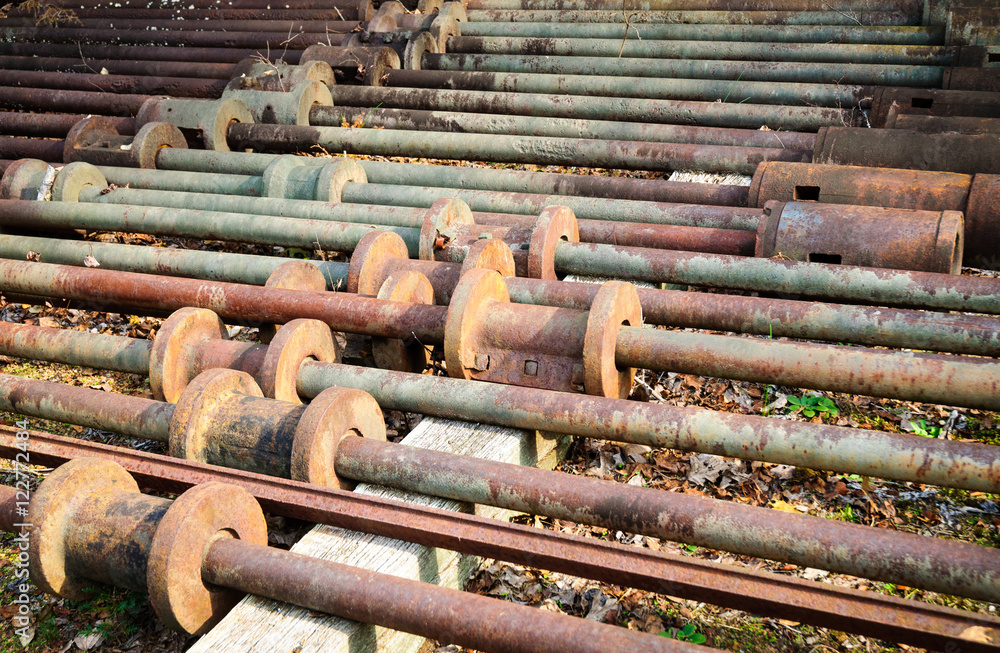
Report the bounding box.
[83,255,100,268]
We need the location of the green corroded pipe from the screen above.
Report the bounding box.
[0,199,421,256]
[458,23,941,44]
[552,242,1000,314]
[296,361,1000,494]
[423,54,945,87]
[319,87,850,132]
[225,123,811,175]
[377,70,866,109]
[153,149,749,207]
[445,37,955,66]
[0,234,348,288]
[339,183,763,229]
[463,9,919,25]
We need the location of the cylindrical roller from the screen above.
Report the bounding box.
[812,126,1000,175]
[755,201,964,274]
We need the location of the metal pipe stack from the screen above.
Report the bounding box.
[0,0,998,650]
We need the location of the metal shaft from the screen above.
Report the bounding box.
[6,233,997,356]
[444,37,955,66]
[0,42,305,65]
[334,435,1000,603]
[296,362,1000,493]
[154,148,751,206]
[463,9,919,25]
[200,538,696,653]
[309,87,853,132]
[226,122,811,175]
[379,69,865,109]
[422,53,945,87]
[613,327,1000,411]
[457,22,941,44]
[4,427,996,652]
[0,372,173,440]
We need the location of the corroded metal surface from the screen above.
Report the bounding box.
[296,362,1000,493]
[4,427,998,651]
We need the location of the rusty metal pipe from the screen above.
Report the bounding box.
[335,435,1000,603]
[614,328,1000,411]
[5,233,995,356]
[329,106,820,149]
[812,127,1000,175]
[306,88,852,132]
[202,538,699,653]
[0,373,173,440]
[1,7,363,19]
[457,22,941,44]
[226,122,811,175]
[0,55,235,79]
[0,320,151,374]
[551,242,1000,314]
[465,0,920,10]
[446,37,956,67]
[0,17,361,32]
[296,362,1000,493]
[0,26,350,50]
[0,137,64,162]
[0,111,134,138]
[463,9,920,24]
[0,69,230,99]
[154,148,751,206]
[0,87,149,116]
[0,41,304,64]
[0,259,448,343]
[379,69,866,109]
[422,53,945,87]
[4,428,996,652]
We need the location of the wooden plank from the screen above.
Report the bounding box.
[192,417,569,653]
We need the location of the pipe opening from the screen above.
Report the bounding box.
[793,185,820,201]
[808,253,841,265]
[910,97,933,108]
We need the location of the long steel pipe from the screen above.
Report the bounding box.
[0,42,304,64]
[0,26,350,50]
[379,69,866,109]
[1,275,998,493]
[5,233,996,357]
[0,111,134,138]
[457,22,941,44]
[422,54,945,87]
[310,87,853,132]
[151,148,753,206]
[3,428,996,652]
[328,106,819,149]
[462,9,920,24]
[76,185,757,255]
[0,69,230,98]
[463,0,922,12]
[445,37,956,66]
[1,336,998,600]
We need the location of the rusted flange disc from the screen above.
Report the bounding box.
[367,13,398,31]
[419,198,474,261]
[129,121,188,169]
[444,268,509,380]
[429,14,461,52]
[62,116,120,163]
[150,308,228,403]
[441,1,467,21]
[259,260,329,343]
[0,158,51,200]
[315,157,367,202]
[526,205,580,280]
[418,0,444,12]
[147,482,267,634]
[404,31,438,70]
[373,270,435,373]
[582,281,643,399]
[348,230,409,295]
[290,80,335,126]
[168,369,264,463]
[290,386,387,488]
[29,458,139,600]
[461,238,516,277]
[51,161,108,203]
[258,318,340,403]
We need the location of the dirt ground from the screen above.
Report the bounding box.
[0,160,997,651]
